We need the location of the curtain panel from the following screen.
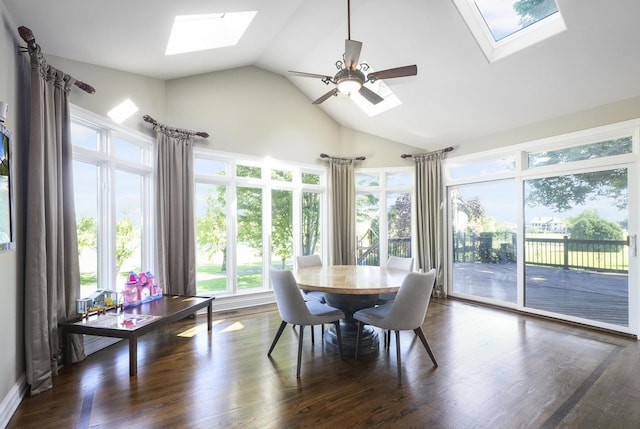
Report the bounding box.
[23,46,84,395]
[415,153,445,297]
[154,130,196,295]
[329,159,356,265]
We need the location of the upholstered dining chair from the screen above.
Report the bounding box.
[268,268,345,378]
[354,269,438,385]
[377,256,414,304]
[295,254,327,343]
[296,255,327,303]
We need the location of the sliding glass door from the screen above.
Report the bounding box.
[524,168,629,326]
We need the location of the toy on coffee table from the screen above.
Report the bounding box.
[123,270,163,308]
[76,289,122,319]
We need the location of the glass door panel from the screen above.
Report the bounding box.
[524,169,629,326]
[451,180,517,303]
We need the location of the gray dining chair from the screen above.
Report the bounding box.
[377,256,414,304]
[354,269,438,385]
[295,254,327,343]
[377,256,415,346]
[268,268,345,378]
[296,255,326,303]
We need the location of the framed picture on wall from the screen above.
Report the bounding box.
[0,124,13,251]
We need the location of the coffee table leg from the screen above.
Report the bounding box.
[129,336,138,376]
[207,302,212,331]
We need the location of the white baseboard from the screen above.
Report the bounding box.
[209,291,274,313]
[0,374,27,429]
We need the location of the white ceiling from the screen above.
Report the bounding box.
[5,0,640,150]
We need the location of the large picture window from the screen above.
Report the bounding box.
[355,168,413,266]
[194,151,326,296]
[71,108,154,299]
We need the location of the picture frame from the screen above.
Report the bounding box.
[0,124,14,252]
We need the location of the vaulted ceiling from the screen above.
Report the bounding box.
[5,0,640,150]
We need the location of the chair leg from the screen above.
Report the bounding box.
[297,325,305,378]
[395,330,402,385]
[334,321,344,360]
[268,321,288,356]
[311,324,315,344]
[414,327,438,367]
[355,321,363,360]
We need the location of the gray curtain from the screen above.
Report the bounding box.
[23,46,84,395]
[415,153,445,297]
[154,130,196,295]
[329,159,356,265]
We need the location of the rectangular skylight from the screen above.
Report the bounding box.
[474,0,558,42]
[165,11,257,55]
[350,65,402,117]
[452,0,565,62]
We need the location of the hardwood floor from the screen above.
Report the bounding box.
[8,299,640,428]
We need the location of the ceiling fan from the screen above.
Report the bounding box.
[289,0,417,105]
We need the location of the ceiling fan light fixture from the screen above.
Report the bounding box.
[337,78,362,94]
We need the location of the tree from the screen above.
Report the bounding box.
[388,193,411,238]
[271,190,293,268]
[513,0,559,26]
[195,186,227,270]
[301,191,321,255]
[569,209,624,241]
[115,218,139,273]
[526,169,627,212]
[77,215,97,249]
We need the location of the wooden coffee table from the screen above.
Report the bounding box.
[60,294,215,376]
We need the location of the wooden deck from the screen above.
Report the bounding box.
[452,262,628,326]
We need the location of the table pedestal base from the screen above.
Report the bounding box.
[323,293,379,357]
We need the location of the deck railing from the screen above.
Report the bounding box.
[453,232,628,273]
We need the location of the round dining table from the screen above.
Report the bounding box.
[294,264,409,356]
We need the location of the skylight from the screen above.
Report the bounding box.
[350,65,403,117]
[165,11,257,55]
[452,0,565,62]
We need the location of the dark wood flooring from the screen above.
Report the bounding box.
[8,299,640,428]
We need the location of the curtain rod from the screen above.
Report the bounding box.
[401,146,454,159]
[143,115,209,138]
[17,26,96,94]
[320,153,366,162]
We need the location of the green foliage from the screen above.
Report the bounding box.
[569,209,624,241]
[526,169,627,212]
[77,215,97,249]
[115,218,139,272]
[513,0,558,26]
[301,192,321,255]
[196,186,227,269]
[237,187,263,248]
[388,193,411,238]
[271,189,293,268]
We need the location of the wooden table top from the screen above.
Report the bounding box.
[294,265,409,294]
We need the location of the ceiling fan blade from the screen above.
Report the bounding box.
[289,70,333,80]
[312,88,339,104]
[367,65,417,81]
[344,39,363,71]
[358,86,384,105]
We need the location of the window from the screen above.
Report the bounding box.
[452,0,565,62]
[356,169,413,266]
[194,151,326,296]
[71,107,154,299]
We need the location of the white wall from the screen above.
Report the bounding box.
[0,2,27,425]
